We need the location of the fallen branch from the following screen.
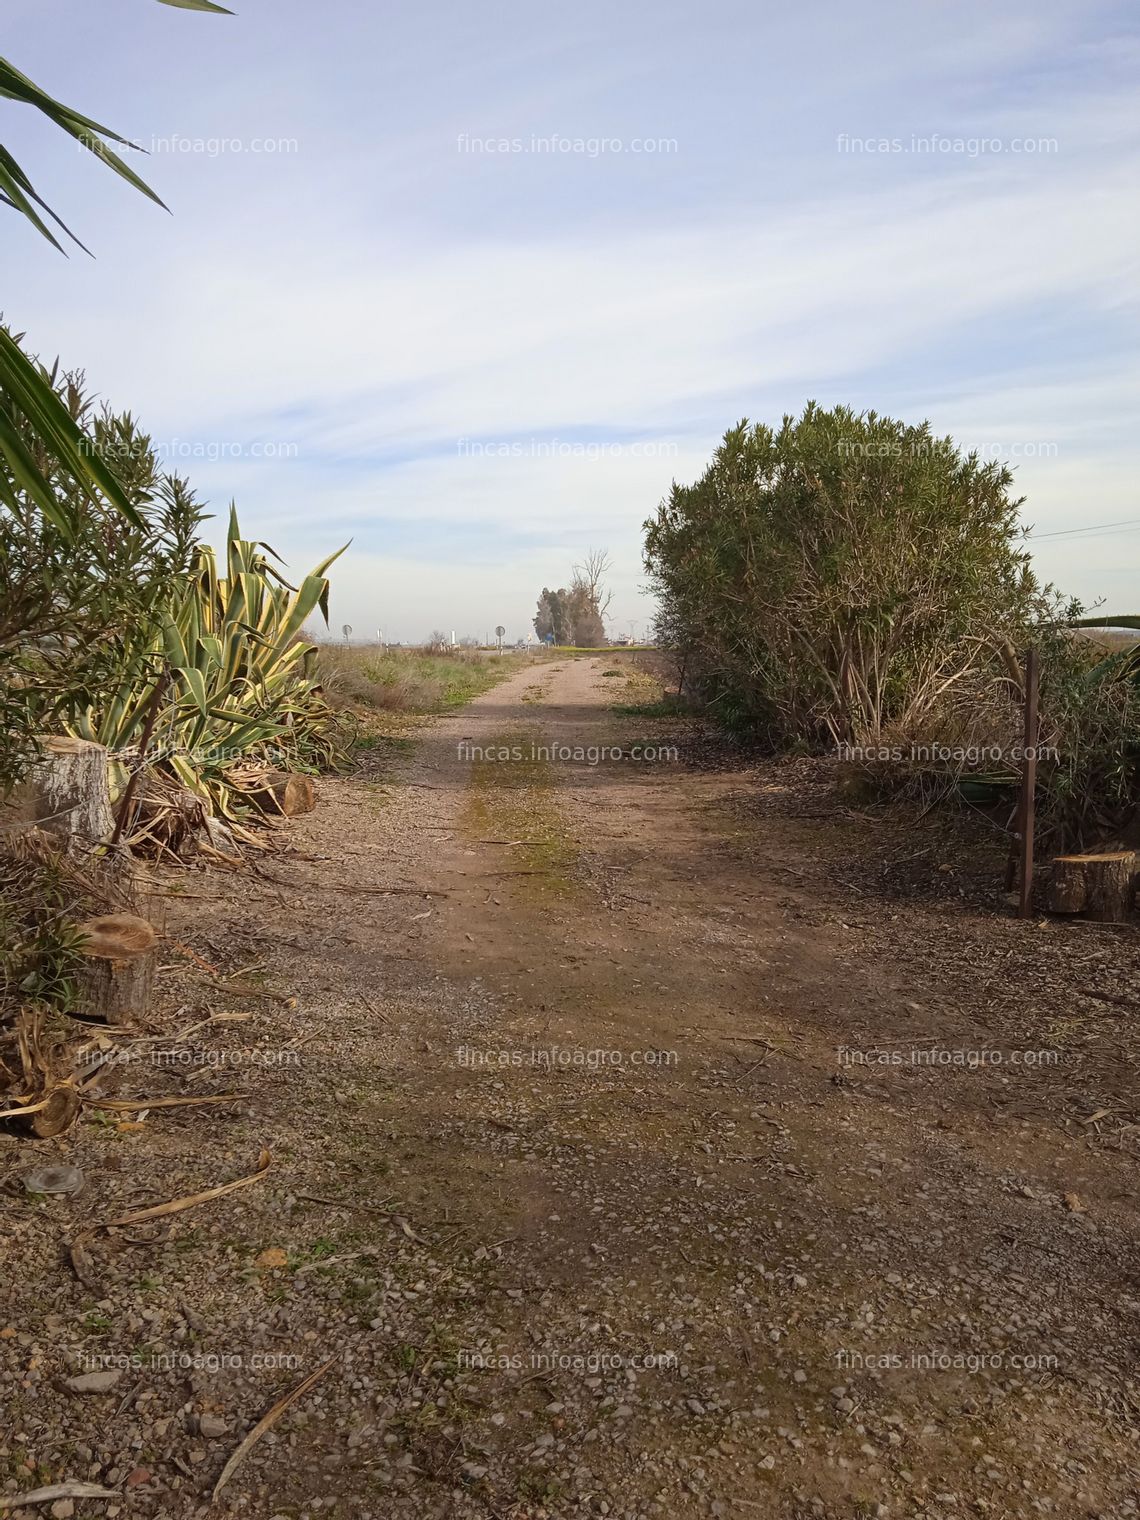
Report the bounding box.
[297,1192,396,1215]
[85,1094,244,1112]
[292,1247,383,1276]
[104,1149,271,1227]
[165,940,222,975]
[212,1353,340,1502]
[0,1483,120,1510]
[1077,986,1140,1012]
[65,1152,273,1285]
[361,994,389,1026]
[191,978,294,1005]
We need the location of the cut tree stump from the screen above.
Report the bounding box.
[1046,852,1137,922]
[27,737,114,847]
[75,913,157,1024]
[246,772,317,817]
[24,1085,82,1139]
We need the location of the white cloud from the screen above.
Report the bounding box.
[5,0,1139,636]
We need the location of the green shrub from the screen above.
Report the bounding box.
[644,403,1062,748]
[0,344,201,789]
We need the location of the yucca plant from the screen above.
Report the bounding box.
[70,508,349,850]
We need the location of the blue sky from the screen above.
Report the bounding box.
[4,0,1139,640]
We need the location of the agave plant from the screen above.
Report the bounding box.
[70,508,348,848]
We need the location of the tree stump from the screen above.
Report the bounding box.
[75,914,157,1025]
[23,1085,82,1139]
[246,771,317,817]
[27,737,114,848]
[1046,852,1136,922]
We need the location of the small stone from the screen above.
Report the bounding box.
[65,1369,122,1394]
[199,1414,228,1439]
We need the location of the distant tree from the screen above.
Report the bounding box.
[534,588,571,644]
[565,580,605,647]
[550,591,572,644]
[533,588,555,642]
[535,549,611,646]
[575,548,613,623]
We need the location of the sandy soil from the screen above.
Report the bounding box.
[1,653,1137,1520]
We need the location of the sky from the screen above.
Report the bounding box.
[3,0,1139,642]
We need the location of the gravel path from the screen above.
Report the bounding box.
[1,654,1136,1519]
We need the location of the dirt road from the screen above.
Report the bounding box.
[3,655,1137,1519]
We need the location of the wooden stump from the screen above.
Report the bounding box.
[246,771,317,817]
[24,1085,82,1139]
[1046,852,1136,922]
[27,737,114,848]
[75,914,157,1024]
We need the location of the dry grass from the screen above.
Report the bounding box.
[1078,629,1140,654]
[315,644,536,716]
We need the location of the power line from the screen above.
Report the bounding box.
[1028,517,1140,540]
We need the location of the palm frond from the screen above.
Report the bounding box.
[0,0,228,525]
